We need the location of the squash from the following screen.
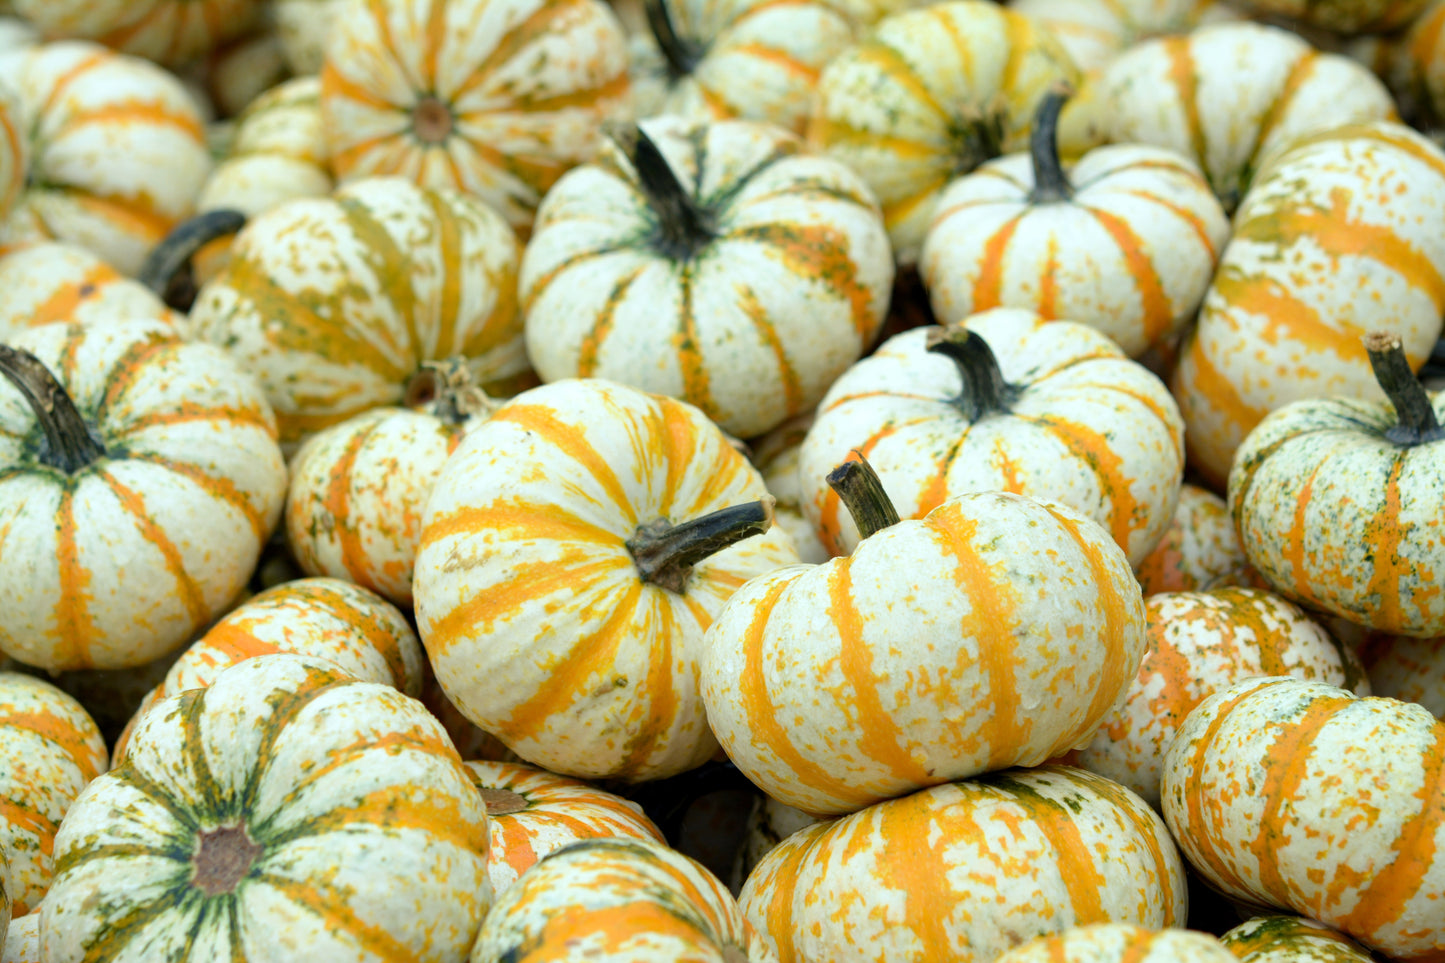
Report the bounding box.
[0,320,287,671]
[10,0,262,67]
[190,23,289,121]
[320,0,631,235]
[189,176,527,450]
[1357,631,1445,719]
[995,924,1238,963]
[808,0,1080,265]
[41,653,492,963]
[750,415,831,564]
[1386,0,1445,134]
[1220,916,1377,963]
[1133,483,1252,596]
[920,88,1229,359]
[1229,332,1445,637]
[1007,0,1237,74]
[0,242,183,341]
[799,310,1184,565]
[740,765,1187,963]
[520,117,894,440]
[703,457,1146,816]
[0,41,213,275]
[412,378,799,782]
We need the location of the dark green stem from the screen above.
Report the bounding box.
[644,0,702,80]
[1365,331,1445,446]
[609,124,716,260]
[0,344,106,473]
[628,497,775,593]
[139,208,247,311]
[1029,86,1074,203]
[826,456,900,540]
[926,326,1015,421]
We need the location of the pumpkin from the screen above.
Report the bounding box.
[1095,23,1397,212]
[799,310,1185,565]
[472,836,776,961]
[520,117,893,440]
[274,0,343,75]
[1220,916,1377,963]
[0,41,213,275]
[750,415,831,564]
[465,759,663,896]
[0,673,107,917]
[920,88,1229,359]
[0,83,20,228]
[1357,631,1445,719]
[412,378,799,782]
[189,176,527,450]
[0,320,287,671]
[1133,483,1252,595]
[703,458,1146,816]
[995,924,1238,963]
[10,0,262,67]
[419,666,515,763]
[808,0,1080,265]
[1227,0,1426,35]
[0,242,182,341]
[730,794,820,894]
[1175,123,1445,489]
[1007,0,1237,74]
[2,910,34,963]
[1229,332,1445,637]
[627,0,859,135]
[41,653,491,962]
[740,765,1187,963]
[1065,587,1368,807]
[320,0,632,235]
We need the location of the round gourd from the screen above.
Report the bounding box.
[0,320,287,671]
[703,460,1146,816]
[1133,483,1252,596]
[731,794,820,893]
[11,0,262,67]
[1161,676,1445,960]
[799,309,1185,564]
[320,0,631,234]
[0,242,182,340]
[740,766,1187,963]
[1220,916,1377,963]
[920,89,1229,359]
[995,924,1237,963]
[41,654,492,963]
[1008,0,1237,74]
[412,378,799,782]
[1358,632,1445,719]
[520,117,893,439]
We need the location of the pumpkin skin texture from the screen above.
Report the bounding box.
[465,760,663,897]
[1174,122,1445,489]
[1133,483,1251,596]
[0,673,107,917]
[1220,916,1377,963]
[0,42,213,275]
[703,489,1146,816]
[0,320,287,672]
[1358,632,1445,719]
[0,242,182,341]
[320,0,631,235]
[809,0,1080,265]
[1007,0,1236,74]
[739,766,1186,963]
[189,176,526,450]
[1067,588,1368,808]
[731,795,821,894]
[1161,676,1445,960]
[799,310,1185,565]
[520,116,893,440]
[3,910,35,963]
[994,923,1237,963]
[471,836,776,962]
[41,654,492,963]
[11,0,260,67]
[412,378,800,782]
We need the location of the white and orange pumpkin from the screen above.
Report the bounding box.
[1220,916,1378,963]
[1357,631,1445,719]
[1132,483,1252,596]
[0,242,182,341]
[11,0,263,67]
[996,924,1238,963]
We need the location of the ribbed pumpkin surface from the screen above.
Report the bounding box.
[995,923,1237,963]
[0,242,182,341]
[1220,916,1377,963]
[12,0,261,66]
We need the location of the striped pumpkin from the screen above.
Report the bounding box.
[1066,587,1368,807]
[1096,23,1396,212]
[740,766,1187,963]
[0,41,213,275]
[1220,916,1377,963]
[1007,0,1237,74]
[799,310,1185,565]
[1133,484,1252,596]
[0,242,182,341]
[3,909,34,963]
[521,117,893,440]
[1228,0,1426,34]
[0,320,287,671]
[274,0,343,74]
[11,0,262,67]
[703,466,1146,816]
[189,176,527,450]
[413,378,799,782]
[1357,632,1445,719]
[0,674,106,917]
[41,653,492,963]
[1229,333,1445,636]
[751,415,831,565]
[419,667,514,763]
[809,0,1079,265]
[996,924,1238,963]
[320,0,631,235]
[465,760,664,896]
[1175,123,1445,489]
[473,837,775,961]
[920,88,1229,359]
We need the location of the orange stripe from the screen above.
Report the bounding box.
[1362,456,1411,632]
[1085,206,1174,347]
[1028,414,1143,553]
[53,489,95,669]
[490,404,638,525]
[103,471,209,632]
[577,263,645,376]
[969,214,1022,310]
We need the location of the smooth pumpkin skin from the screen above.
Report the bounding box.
[1220,916,1376,963]
[1175,122,1445,489]
[1133,484,1251,596]
[1161,676,1445,961]
[1357,632,1445,719]
[740,766,1186,963]
[703,491,1146,816]
[995,923,1237,963]
[799,310,1185,565]
[12,0,261,66]
[0,242,182,341]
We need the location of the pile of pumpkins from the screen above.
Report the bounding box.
[0,0,1442,959]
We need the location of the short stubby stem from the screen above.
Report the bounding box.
[192,823,262,897]
[925,325,1016,422]
[827,456,901,540]
[413,96,455,144]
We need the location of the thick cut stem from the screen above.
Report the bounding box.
[826,456,900,540]
[403,358,495,424]
[192,824,261,897]
[139,208,247,311]
[628,497,775,594]
[412,96,454,143]
[1028,86,1074,204]
[644,0,702,79]
[479,788,529,815]
[608,123,716,260]
[925,326,1015,421]
[1365,331,1445,446]
[0,344,106,473]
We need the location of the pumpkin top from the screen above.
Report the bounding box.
[1028,85,1074,205]
[0,343,107,474]
[609,123,718,260]
[925,325,1020,421]
[644,0,704,79]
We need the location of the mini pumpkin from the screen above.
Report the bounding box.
[1220,916,1377,963]
[11,0,262,67]
[995,924,1238,963]
[2,910,34,963]
[1132,483,1252,596]
[1008,0,1237,74]
[1226,0,1426,35]
[0,242,182,341]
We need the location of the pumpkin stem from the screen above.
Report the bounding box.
[0,344,106,473]
[926,325,1016,420]
[644,0,701,79]
[139,208,247,312]
[191,823,261,897]
[628,496,775,594]
[1029,85,1074,204]
[952,98,1007,175]
[827,455,900,540]
[1365,331,1445,445]
[403,358,495,424]
[608,123,716,259]
[478,787,530,815]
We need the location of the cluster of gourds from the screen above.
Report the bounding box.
[0,0,1442,960]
